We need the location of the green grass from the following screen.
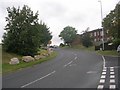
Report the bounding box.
[2,49,57,75]
[62,45,119,57]
[2,50,22,64]
[96,50,119,56]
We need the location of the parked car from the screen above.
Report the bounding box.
[117,45,120,53]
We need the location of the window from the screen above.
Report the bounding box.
[97,31,99,36]
[100,31,103,36]
[94,32,96,36]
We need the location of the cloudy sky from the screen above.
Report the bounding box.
[0,0,119,45]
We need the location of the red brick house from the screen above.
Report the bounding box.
[87,28,113,46]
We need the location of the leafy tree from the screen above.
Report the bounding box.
[59,26,77,46]
[37,22,52,46]
[59,43,65,47]
[2,5,52,56]
[81,30,92,47]
[102,3,120,45]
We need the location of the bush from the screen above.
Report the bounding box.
[113,39,120,48]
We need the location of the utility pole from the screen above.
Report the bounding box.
[98,0,104,50]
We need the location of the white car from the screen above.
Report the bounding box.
[117,45,120,52]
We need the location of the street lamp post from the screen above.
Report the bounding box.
[98,0,104,50]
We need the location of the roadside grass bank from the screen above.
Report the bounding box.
[61,45,119,56]
[96,50,119,57]
[62,45,95,51]
[2,49,57,75]
[72,45,95,51]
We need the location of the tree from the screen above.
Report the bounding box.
[37,22,52,46]
[81,30,92,47]
[59,26,77,46]
[59,43,65,47]
[102,3,120,45]
[2,5,52,56]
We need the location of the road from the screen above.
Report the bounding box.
[2,48,120,89]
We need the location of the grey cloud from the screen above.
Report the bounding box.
[39,2,67,19]
[0,0,119,44]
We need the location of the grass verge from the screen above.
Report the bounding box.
[62,45,119,57]
[96,50,119,56]
[63,45,95,51]
[2,51,57,75]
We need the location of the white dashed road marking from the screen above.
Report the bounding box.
[64,61,73,67]
[21,71,56,88]
[110,68,114,71]
[103,69,106,71]
[101,75,106,79]
[110,67,114,69]
[99,79,105,83]
[109,85,116,89]
[74,56,77,60]
[97,85,104,89]
[102,72,106,75]
[110,79,115,83]
[110,72,115,74]
[97,56,117,89]
[110,75,115,78]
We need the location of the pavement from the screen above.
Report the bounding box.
[2,48,120,89]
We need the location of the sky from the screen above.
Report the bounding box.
[0,0,119,45]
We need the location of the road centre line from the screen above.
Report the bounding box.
[21,71,56,88]
[64,61,73,67]
[74,56,77,60]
